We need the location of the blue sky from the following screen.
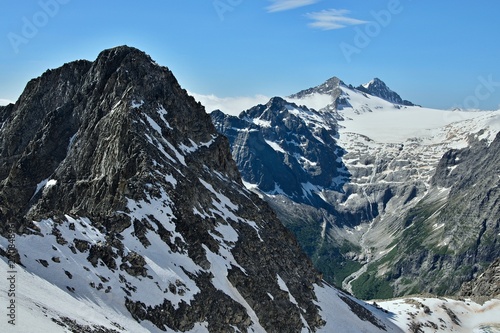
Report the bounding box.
[1,0,500,113]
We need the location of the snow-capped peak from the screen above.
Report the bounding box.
[357,78,415,106]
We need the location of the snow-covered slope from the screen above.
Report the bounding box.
[3,254,498,333]
[379,296,500,333]
[0,259,156,333]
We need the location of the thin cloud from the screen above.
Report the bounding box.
[188,92,270,116]
[267,0,319,13]
[0,98,14,106]
[306,9,368,30]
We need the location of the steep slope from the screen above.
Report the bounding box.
[0,46,403,332]
[213,76,500,300]
[387,132,500,296]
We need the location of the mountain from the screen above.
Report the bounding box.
[0,46,408,332]
[211,96,347,207]
[212,76,500,300]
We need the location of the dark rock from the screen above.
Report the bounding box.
[356,78,415,106]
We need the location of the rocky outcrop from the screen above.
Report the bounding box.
[460,258,500,299]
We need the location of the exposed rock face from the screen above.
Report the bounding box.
[0,46,399,332]
[388,133,500,296]
[288,77,350,111]
[288,77,344,104]
[460,258,500,298]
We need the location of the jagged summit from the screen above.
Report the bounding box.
[211,95,348,208]
[288,76,343,100]
[0,45,218,226]
[357,77,415,106]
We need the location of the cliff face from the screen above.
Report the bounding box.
[460,258,500,299]
[0,46,398,332]
[390,132,500,296]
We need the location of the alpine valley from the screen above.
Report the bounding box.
[1,46,499,333]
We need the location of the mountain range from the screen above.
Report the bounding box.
[0,46,499,332]
[212,74,500,300]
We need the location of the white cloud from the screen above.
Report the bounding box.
[266,0,319,13]
[188,92,270,116]
[306,9,368,30]
[0,99,14,106]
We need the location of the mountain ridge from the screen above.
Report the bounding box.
[287,76,416,110]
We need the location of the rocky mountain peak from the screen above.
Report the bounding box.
[0,45,223,225]
[357,78,415,106]
[362,77,385,89]
[265,96,288,109]
[245,96,303,121]
[212,96,348,208]
[288,76,343,100]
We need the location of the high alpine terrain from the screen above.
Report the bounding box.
[0,46,409,333]
[211,76,500,301]
[1,46,499,333]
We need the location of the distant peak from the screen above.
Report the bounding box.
[357,78,415,106]
[268,96,287,104]
[97,45,148,59]
[288,76,343,100]
[324,76,342,86]
[362,78,387,89]
[93,45,156,72]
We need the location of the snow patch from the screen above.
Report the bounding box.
[252,118,272,128]
[265,139,286,153]
[46,179,57,188]
[131,100,144,108]
[157,106,173,129]
[179,137,216,154]
[203,246,266,332]
[145,114,162,135]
